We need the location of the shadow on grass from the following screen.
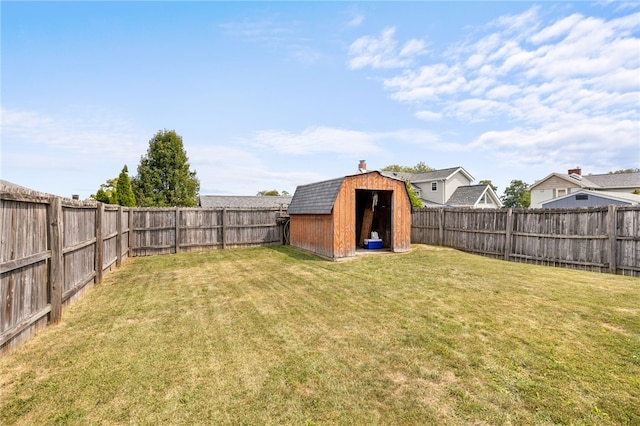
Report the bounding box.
[265,245,330,263]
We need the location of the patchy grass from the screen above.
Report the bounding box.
[1,245,638,425]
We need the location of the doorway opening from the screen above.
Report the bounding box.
[355,189,393,248]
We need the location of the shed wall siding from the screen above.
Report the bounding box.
[290,214,334,258]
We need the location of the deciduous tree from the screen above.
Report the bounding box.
[92,178,118,204]
[501,180,530,208]
[381,161,434,174]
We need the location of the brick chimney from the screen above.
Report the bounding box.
[358,160,367,173]
[72,194,80,200]
[568,167,581,176]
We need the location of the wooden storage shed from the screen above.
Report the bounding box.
[287,171,412,260]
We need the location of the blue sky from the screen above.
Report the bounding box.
[2,1,639,199]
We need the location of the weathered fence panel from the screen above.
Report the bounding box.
[412,206,640,277]
[0,185,134,356]
[180,208,223,251]
[1,193,52,354]
[132,208,283,256]
[132,209,176,256]
[62,205,97,307]
[617,207,640,276]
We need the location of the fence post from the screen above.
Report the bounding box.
[128,208,134,257]
[504,208,513,261]
[116,206,123,267]
[95,203,104,284]
[48,197,63,323]
[175,207,181,254]
[438,208,444,246]
[222,208,227,249]
[607,204,617,274]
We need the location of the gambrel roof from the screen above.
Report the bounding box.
[288,171,408,215]
[287,177,345,214]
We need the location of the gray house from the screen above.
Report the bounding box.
[381,166,502,208]
[530,168,640,208]
[541,190,640,209]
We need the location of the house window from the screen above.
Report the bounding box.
[480,194,489,204]
[557,188,567,197]
[431,182,437,191]
[575,194,588,200]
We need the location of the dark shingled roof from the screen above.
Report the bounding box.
[199,195,292,209]
[530,171,640,190]
[381,166,473,183]
[584,172,640,189]
[287,177,345,214]
[446,185,490,207]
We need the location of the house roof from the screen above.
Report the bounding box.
[381,166,474,183]
[199,195,292,209]
[541,189,640,206]
[585,172,640,189]
[445,184,502,207]
[287,177,345,214]
[530,171,640,190]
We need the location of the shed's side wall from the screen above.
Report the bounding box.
[289,214,334,259]
[335,174,412,258]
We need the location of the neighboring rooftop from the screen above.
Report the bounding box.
[583,172,640,189]
[445,184,494,207]
[381,166,474,183]
[199,195,292,209]
[530,169,640,190]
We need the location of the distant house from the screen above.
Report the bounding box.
[199,195,292,209]
[529,168,640,208]
[381,166,503,208]
[541,189,640,209]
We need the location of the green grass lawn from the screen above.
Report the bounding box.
[1,245,638,425]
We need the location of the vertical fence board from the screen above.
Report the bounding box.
[49,198,63,322]
[412,206,639,277]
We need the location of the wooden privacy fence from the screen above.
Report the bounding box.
[1,189,132,355]
[411,206,640,277]
[133,207,284,256]
[1,186,285,356]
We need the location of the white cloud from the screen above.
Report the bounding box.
[348,13,364,28]
[348,27,425,70]
[249,126,383,155]
[414,110,443,122]
[1,106,144,161]
[348,5,640,172]
[220,18,321,65]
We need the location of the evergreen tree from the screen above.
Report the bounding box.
[116,165,136,207]
[132,130,200,207]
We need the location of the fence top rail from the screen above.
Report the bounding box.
[134,207,284,212]
[413,205,640,214]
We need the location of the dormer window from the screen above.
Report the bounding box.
[431,182,437,191]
